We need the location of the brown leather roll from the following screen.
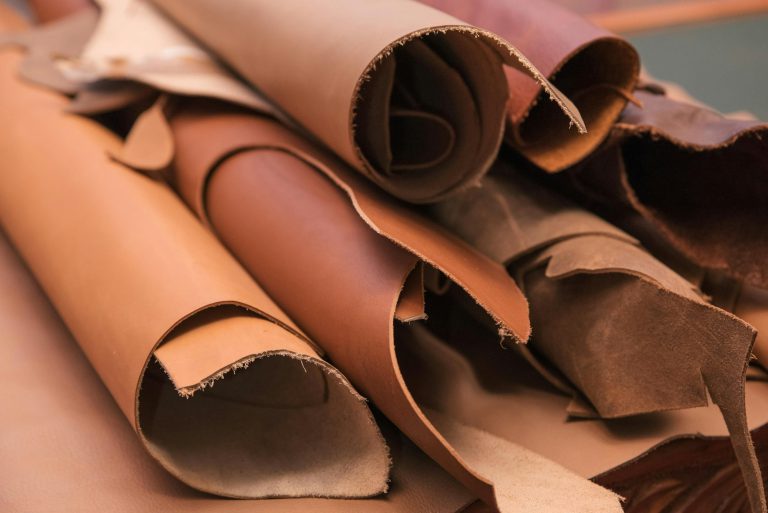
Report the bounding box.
[0,5,390,499]
[142,0,582,202]
[164,100,621,513]
[0,228,481,513]
[420,0,639,172]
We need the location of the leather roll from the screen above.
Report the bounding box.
[0,228,481,513]
[164,99,622,513]
[420,0,639,172]
[0,5,390,499]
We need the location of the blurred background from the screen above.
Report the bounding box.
[553,0,768,119]
[4,0,767,118]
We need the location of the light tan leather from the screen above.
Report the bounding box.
[0,228,481,513]
[0,6,390,499]
[165,101,621,513]
[145,0,583,202]
[420,0,639,171]
[429,164,765,513]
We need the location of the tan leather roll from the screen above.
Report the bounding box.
[0,5,390,499]
[420,0,639,172]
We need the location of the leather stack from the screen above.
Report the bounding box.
[1,1,766,512]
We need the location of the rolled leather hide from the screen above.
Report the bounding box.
[0,5,390,499]
[420,0,639,172]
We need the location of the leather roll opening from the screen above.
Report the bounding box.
[355,30,507,203]
[511,39,638,171]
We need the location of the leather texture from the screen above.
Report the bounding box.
[429,161,765,512]
[0,5,391,499]
[420,0,639,172]
[562,87,768,289]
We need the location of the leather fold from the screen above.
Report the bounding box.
[429,164,766,513]
[164,100,621,513]
[421,0,639,171]
[0,9,390,499]
[565,88,768,289]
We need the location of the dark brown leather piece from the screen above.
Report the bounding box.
[165,101,621,513]
[429,163,765,512]
[0,229,478,513]
[420,0,639,171]
[565,89,768,289]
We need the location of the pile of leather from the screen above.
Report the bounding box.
[2,1,767,512]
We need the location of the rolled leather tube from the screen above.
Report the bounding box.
[563,88,768,289]
[147,0,583,202]
[396,293,768,513]
[0,228,483,513]
[429,164,765,513]
[420,0,639,172]
[164,100,621,513]
[0,6,390,499]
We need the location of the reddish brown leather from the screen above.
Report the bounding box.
[0,229,479,513]
[421,0,639,171]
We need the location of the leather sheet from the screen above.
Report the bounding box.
[164,101,621,513]
[0,6,391,499]
[397,293,768,512]
[420,0,639,172]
